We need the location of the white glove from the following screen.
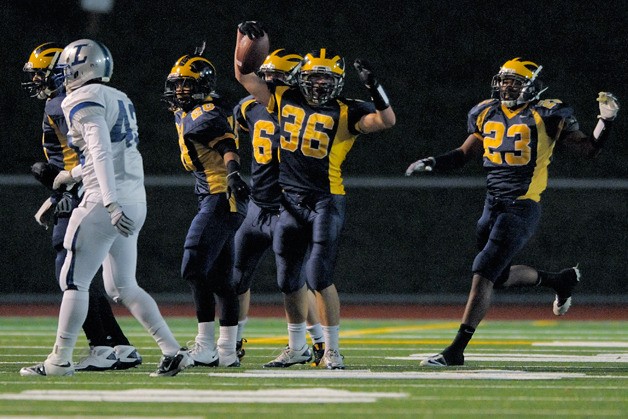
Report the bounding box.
[53,170,77,190]
[106,202,135,237]
[34,198,55,229]
[54,192,74,218]
[597,92,620,121]
[405,157,435,176]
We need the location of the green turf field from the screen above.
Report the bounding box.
[1,316,626,418]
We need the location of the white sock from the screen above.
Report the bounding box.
[197,321,215,346]
[217,325,237,353]
[52,289,89,362]
[322,325,340,351]
[287,322,307,350]
[307,323,325,344]
[237,317,248,341]
[122,285,180,355]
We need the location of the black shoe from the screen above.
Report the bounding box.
[420,351,464,367]
[236,338,247,360]
[150,349,192,377]
[553,266,581,316]
[311,342,325,367]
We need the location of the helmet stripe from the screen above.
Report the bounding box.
[94,40,112,78]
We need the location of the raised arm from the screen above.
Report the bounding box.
[559,92,620,158]
[353,59,396,133]
[234,21,272,107]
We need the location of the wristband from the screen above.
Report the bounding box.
[433,149,466,170]
[368,82,391,111]
[226,159,241,176]
[590,118,613,150]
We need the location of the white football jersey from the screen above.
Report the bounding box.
[62,83,146,206]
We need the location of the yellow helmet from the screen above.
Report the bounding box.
[258,49,303,86]
[491,57,547,107]
[164,55,217,111]
[22,42,64,99]
[298,48,345,105]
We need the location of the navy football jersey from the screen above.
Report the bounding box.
[234,95,282,210]
[468,98,579,201]
[42,93,80,171]
[268,86,375,195]
[173,97,235,195]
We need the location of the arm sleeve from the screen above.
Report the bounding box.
[76,113,118,206]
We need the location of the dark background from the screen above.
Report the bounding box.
[1,0,626,302]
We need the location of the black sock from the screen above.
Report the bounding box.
[445,324,476,355]
[536,270,560,288]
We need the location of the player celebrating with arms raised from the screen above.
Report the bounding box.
[406,57,620,366]
[235,21,395,369]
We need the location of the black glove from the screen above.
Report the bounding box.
[53,192,74,219]
[354,58,390,110]
[354,59,378,89]
[238,21,266,40]
[227,172,250,201]
[31,161,60,191]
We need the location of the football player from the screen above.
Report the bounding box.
[405,57,620,366]
[22,42,141,372]
[233,49,327,366]
[235,21,396,369]
[21,39,191,377]
[163,46,249,368]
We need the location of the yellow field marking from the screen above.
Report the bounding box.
[340,322,460,337]
[532,320,559,326]
[244,321,535,346]
[248,322,460,345]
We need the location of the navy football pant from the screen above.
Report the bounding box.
[273,192,346,294]
[182,193,239,325]
[472,195,541,286]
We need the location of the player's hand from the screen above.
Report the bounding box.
[52,170,77,190]
[238,21,266,40]
[54,192,74,219]
[106,202,135,237]
[354,59,378,89]
[227,172,250,201]
[34,197,55,229]
[405,157,435,176]
[597,92,620,120]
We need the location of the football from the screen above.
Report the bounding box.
[236,32,270,75]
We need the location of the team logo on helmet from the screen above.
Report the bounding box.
[22,42,64,99]
[491,57,547,108]
[298,48,345,106]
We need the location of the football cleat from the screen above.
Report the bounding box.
[20,358,75,377]
[114,345,142,370]
[311,342,325,367]
[263,344,312,368]
[75,346,118,371]
[321,349,345,370]
[420,352,464,367]
[553,266,581,316]
[187,341,219,367]
[236,338,247,360]
[150,349,192,377]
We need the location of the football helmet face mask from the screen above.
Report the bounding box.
[258,49,303,86]
[298,49,345,106]
[57,39,113,92]
[22,42,64,99]
[491,57,547,108]
[164,55,217,112]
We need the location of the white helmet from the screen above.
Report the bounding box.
[58,39,113,92]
